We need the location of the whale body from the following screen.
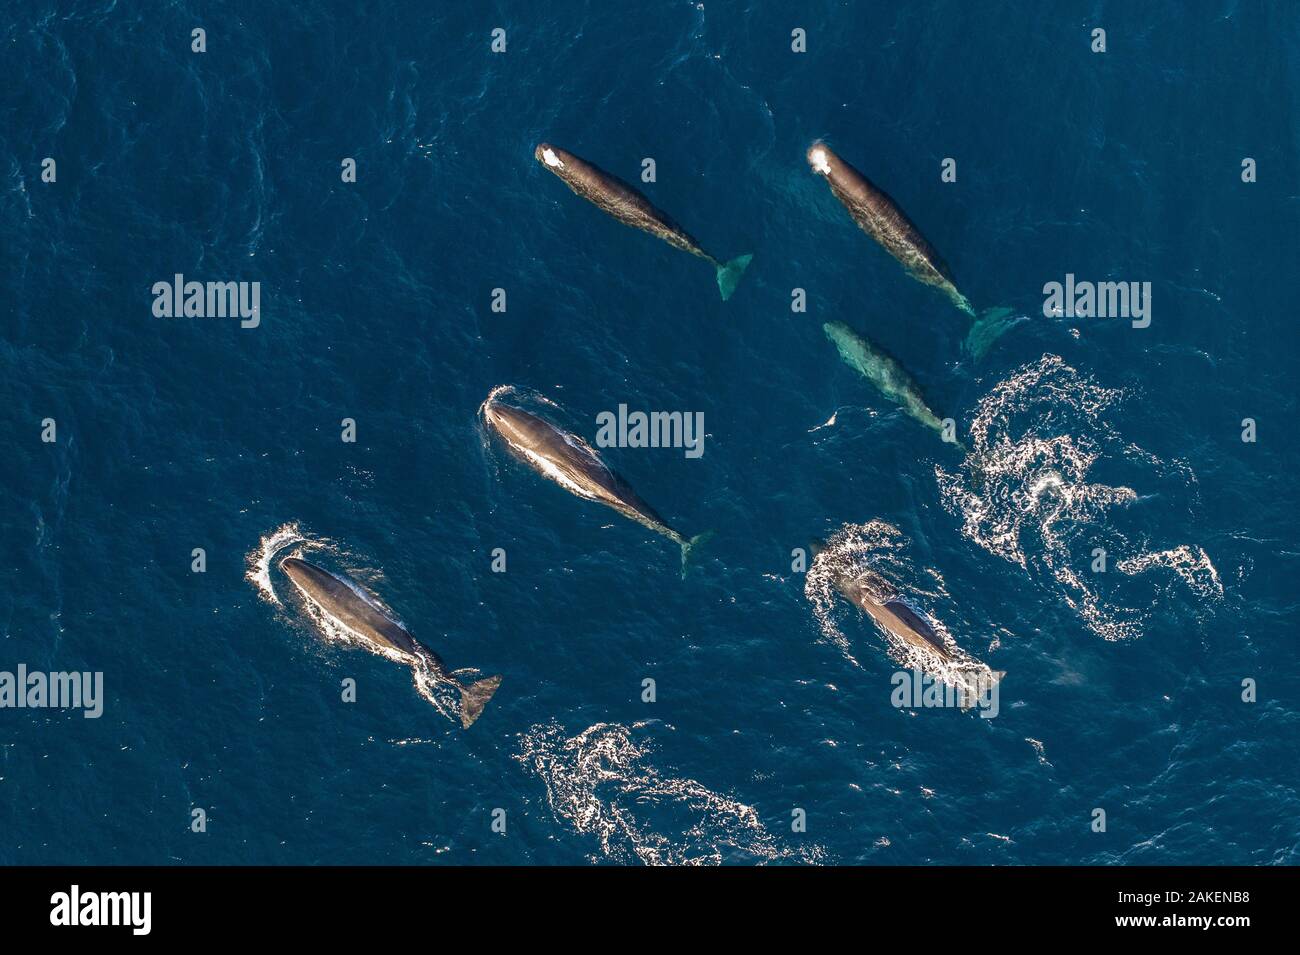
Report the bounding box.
[823,320,960,448]
[280,557,501,728]
[535,142,752,300]
[807,141,973,316]
[825,562,954,663]
[482,394,709,575]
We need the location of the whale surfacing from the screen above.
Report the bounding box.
[535,142,752,300]
[809,536,1006,709]
[482,393,709,575]
[280,557,501,727]
[825,561,954,664]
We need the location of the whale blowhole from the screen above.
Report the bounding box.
[809,147,832,175]
[542,147,564,168]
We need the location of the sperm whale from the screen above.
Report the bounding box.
[536,142,752,300]
[807,141,1020,357]
[482,393,710,575]
[823,320,962,449]
[280,557,502,728]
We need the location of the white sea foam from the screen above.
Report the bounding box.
[810,412,837,431]
[936,355,1221,641]
[1025,737,1053,767]
[244,521,306,606]
[804,520,912,669]
[516,721,824,865]
[1118,545,1223,599]
[808,407,848,432]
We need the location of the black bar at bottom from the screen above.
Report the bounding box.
[0,865,1285,938]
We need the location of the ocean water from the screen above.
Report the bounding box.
[2,1,1298,865]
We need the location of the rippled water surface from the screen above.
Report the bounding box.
[1,1,1297,864]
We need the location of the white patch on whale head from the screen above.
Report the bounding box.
[542,148,565,168]
[809,147,832,175]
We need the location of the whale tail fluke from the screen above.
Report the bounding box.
[680,531,714,578]
[458,674,503,728]
[715,254,753,301]
[963,307,1023,361]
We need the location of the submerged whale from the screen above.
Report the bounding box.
[823,320,962,449]
[482,393,709,575]
[535,142,752,300]
[280,557,502,728]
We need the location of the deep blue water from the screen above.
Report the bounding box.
[2,1,1298,865]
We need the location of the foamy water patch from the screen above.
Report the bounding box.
[517,721,824,865]
[481,383,568,416]
[1118,545,1223,599]
[937,355,1221,641]
[803,521,913,668]
[245,521,308,605]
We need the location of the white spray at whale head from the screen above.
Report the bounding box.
[807,142,833,176]
[537,144,565,169]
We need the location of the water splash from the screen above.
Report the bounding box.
[804,520,917,669]
[1025,737,1053,767]
[244,521,310,606]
